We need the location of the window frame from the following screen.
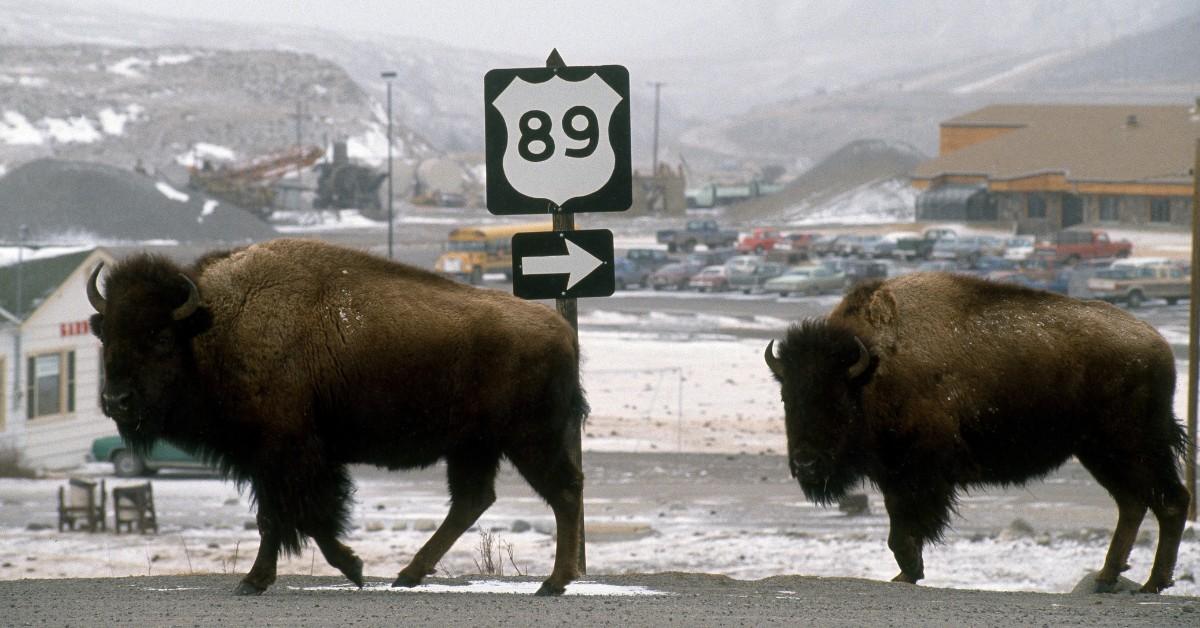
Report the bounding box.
[1150,197,1171,223]
[1027,195,1046,219]
[26,349,76,420]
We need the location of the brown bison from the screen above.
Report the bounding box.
[87,238,587,596]
[764,272,1189,593]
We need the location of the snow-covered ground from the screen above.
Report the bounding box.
[1,212,1197,597]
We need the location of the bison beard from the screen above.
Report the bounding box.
[88,239,588,596]
[766,273,1190,593]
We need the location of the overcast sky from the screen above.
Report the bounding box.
[64,0,736,59]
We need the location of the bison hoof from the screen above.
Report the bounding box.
[342,557,364,588]
[233,581,267,596]
[1139,580,1171,594]
[391,572,423,588]
[890,572,919,584]
[534,580,566,596]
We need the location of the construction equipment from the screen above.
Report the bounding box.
[187,145,324,219]
[313,141,387,218]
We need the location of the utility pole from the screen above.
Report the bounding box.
[1188,138,1199,521]
[381,71,397,260]
[648,81,664,177]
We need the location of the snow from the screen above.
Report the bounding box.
[0,111,43,145]
[154,181,190,203]
[295,581,665,596]
[175,142,237,168]
[783,178,918,226]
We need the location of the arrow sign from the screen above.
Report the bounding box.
[512,229,615,299]
[523,238,603,290]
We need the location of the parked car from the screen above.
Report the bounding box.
[1034,229,1132,264]
[893,227,956,261]
[648,260,705,290]
[810,234,841,257]
[90,435,212,477]
[1086,258,1189,307]
[724,254,765,275]
[613,257,649,290]
[1003,235,1037,261]
[655,219,740,253]
[686,247,740,268]
[763,264,846,296]
[737,228,787,254]
[625,248,673,272]
[728,260,787,294]
[833,234,868,257]
[843,259,891,287]
[930,235,1004,267]
[916,260,961,273]
[688,265,731,292]
[858,234,900,259]
[765,233,817,264]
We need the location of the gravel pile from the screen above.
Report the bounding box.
[0,158,276,244]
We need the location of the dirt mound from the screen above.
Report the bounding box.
[727,139,927,225]
[0,159,276,244]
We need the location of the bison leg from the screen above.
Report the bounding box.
[393,454,499,588]
[1095,498,1147,592]
[236,511,281,595]
[1142,479,1189,593]
[881,488,953,585]
[1079,449,1189,593]
[313,535,364,589]
[509,449,583,597]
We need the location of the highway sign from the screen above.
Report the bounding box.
[485,64,631,215]
[512,229,614,299]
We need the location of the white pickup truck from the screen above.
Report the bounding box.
[1086,258,1190,308]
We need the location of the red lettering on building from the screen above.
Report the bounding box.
[60,320,90,337]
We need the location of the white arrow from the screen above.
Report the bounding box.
[522,237,604,290]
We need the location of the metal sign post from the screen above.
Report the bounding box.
[484,49,633,571]
[1188,138,1199,521]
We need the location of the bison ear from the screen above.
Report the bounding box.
[176,306,213,338]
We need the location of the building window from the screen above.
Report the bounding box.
[1099,196,1119,221]
[1150,198,1171,223]
[1027,195,1046,219]
[26,350,75,419]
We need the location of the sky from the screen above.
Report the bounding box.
[62,0,731,59]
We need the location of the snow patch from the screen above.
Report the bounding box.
[0,111,43,145]
[155,182,190,203]
[294,580,666,596]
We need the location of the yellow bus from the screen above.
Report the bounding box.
[434,221,553,284]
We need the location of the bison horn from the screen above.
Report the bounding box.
[764,340,784,379]
[847,337,871,379]
[172,274,201,321]
[87,263,107,315]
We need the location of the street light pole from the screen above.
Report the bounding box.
[381,71,397,259]
[648,81,664,177]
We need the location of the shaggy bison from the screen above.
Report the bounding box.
[765,272,1189,593]
[88,238,587,596]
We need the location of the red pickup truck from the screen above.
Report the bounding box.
[1034,230,1132,263]
[737,228,787,253]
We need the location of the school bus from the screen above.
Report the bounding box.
[434,221,553,284]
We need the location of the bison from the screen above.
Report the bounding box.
[87,238,587,596]
[764,272,1189,593]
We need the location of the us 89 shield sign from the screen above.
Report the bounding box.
[485,64,631,215]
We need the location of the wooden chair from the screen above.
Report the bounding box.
[57,477,106,532]
[113,482,158,534]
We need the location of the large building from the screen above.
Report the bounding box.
[911,103,1199,233]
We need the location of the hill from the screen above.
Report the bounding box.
[0,159,276,244]
[726,139,926,225]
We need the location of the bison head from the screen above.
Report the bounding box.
[765,319,873,505]
[88,256,212,450]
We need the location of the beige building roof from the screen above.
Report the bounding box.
[912,104,1200,185]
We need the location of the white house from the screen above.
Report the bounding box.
[0,247,119,471]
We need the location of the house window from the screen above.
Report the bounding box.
[26,350,75,419]
[1098,196,1119,221]
[1150,198,1171,223]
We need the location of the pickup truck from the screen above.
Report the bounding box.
[737,228,786,254]
[656,219,739,253]
[1034,229,1132,264]
[893,228,955,261]
[1086,259,1189,308]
